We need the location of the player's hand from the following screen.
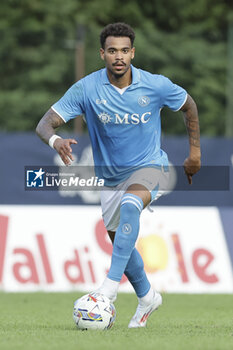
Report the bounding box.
[53,138,77,165]
[183,156,201,185]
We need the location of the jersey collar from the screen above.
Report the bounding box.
[101,65,140,85]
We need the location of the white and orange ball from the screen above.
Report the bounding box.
[73,292,116,330]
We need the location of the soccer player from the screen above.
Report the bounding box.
[36,23,201,328]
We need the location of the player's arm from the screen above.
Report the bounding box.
[36,108,77,165]
[180,94,201,184]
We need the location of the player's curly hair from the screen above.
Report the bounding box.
[100,23,135,49]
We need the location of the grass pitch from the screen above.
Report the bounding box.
[0,292,232,350]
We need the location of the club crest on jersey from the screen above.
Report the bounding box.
[98,112,111,124]
[138,96,150,107]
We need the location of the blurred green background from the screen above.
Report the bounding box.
[0,0,233,135]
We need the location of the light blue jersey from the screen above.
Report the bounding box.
[52,65,187,186]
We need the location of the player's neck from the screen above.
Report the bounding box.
[107,67,132,89]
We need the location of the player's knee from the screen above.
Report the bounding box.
[120,201,138,220]
[121,193,144,214]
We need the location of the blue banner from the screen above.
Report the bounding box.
[0,132,232,206]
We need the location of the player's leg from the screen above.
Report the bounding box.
[125,182,165,328]
[98,167,168,326]
[98,228,162,327]
[107,184,150,281]
[107,186,162,328]
[107,231,151,299]
[97,184,150,301]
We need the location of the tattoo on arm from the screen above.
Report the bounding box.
[36,108,65,144]
[181,95,200,148]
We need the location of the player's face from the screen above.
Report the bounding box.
[100,36,135,78]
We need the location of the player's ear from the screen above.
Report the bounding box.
[100,48,105,61]
[131,47,135,59]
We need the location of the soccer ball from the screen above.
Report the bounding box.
[73,292,116,330]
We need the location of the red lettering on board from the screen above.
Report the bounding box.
[13,248,39,284]
[64,249,85,283]
[171,233,189,283]
[192,249,219,283]
[0,215,8,283]
[36,234,54,283]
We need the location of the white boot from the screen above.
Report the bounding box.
[128,290,162,328]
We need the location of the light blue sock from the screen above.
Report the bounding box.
[107,193,143,282]
[125,248,151,298]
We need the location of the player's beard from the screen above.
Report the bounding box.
[110,64,130,79]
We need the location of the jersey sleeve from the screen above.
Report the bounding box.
[51,81,85,122]
[159,76,187,111]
